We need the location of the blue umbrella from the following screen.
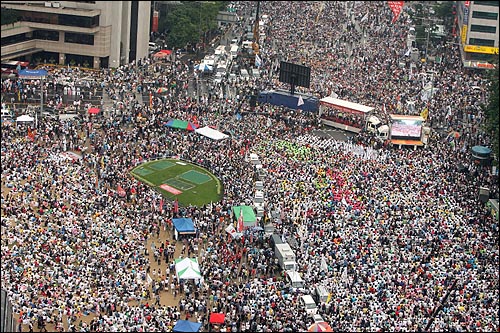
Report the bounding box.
[194,63,213,72]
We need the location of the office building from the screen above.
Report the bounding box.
[1,1,151,68]
[457,0,499,69]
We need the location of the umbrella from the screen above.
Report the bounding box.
[194,63,213,72]
[308,322,333,332]
[88,107,100,114]
[157,87,169,94]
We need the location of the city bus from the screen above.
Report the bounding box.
[1,60,30,78]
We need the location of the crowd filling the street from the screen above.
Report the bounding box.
[1,1,498,332]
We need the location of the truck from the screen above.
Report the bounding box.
[257,89,319,112]
[275,243,297,271]
[230,44,239,60]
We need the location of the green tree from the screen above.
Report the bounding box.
[483,57,499,162]
[159,1,227,49]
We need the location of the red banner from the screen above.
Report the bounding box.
[152,11,159,33]
[388,1,404,24]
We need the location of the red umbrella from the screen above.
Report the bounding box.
[209,313,225,324]
[308,322,333,332]
[88,107,100,114]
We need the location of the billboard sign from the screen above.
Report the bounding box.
[18,69,47,79]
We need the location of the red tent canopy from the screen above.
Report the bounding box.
[153,50,172,58]
[88,107,100,114]
[209,313,225,324]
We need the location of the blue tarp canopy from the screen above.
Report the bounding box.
[173,320,202,332]
[172,217,196,234]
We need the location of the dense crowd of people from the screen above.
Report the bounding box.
[1,1,498,332]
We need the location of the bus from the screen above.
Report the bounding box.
[1,60,30,78]
[319,96,374,133]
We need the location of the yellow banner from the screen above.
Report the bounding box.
[463,45,499,55]
[461,25,467,44]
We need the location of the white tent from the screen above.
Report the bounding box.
[175,257,202,281]
[195,126,229,140]
[16,114,34,122]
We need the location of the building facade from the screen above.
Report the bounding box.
[457,0,499,69]
[1,1,151,69]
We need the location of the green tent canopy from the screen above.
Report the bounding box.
[232,205,257,228]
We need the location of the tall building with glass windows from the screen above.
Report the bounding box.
[1,1,151,68]
[457,0,499,69]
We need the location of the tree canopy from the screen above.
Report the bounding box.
[483,57,499,162]
[159,1,228,49]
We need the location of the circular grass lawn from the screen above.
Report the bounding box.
[130,158,223,207]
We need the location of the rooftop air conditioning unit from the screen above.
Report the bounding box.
[52,2,60,8]
[44,2,51,7]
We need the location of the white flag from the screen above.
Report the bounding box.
[255,54,262,67]
[297,95,304,107]
[361,13,369,23]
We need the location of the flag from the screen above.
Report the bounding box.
[297,95,304,107]
[159,198,164,213]
[387,1,404,24]
[174,197,179,214]
[149,92,153,108]
[255,54,262,67]
[420,107,429,120]
[237,208,244,232]
[117,185,126,197]
[360,13,369,23]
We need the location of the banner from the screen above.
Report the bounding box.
[387,1,404,24]
[461,25,467,45]
[152,10,159,33]
[463,45,499,55]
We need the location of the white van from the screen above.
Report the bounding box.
[249,153,260,165]
[1,107,12,118]
[286,270,305,290]
[314,285,330,304]
[230,44,239,60]
[300,295,317,314]
[240,69,250,81]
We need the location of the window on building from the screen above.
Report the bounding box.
[64,32,94,45]
[470,24,497,34]
[32,30,59,41]
[468,38,496,47]
[473,1,499,6]
[472,11,498,20]
[59,14,98,28]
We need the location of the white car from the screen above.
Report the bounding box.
[312,314,324,323]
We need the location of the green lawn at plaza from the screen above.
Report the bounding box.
[130,159,223,207]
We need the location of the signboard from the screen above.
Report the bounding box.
[463,45,499,55]
[461,25,467,44]
[18,69,47,79]
[463,4,469,25]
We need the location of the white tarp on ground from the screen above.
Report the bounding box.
[195,126,229,140]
